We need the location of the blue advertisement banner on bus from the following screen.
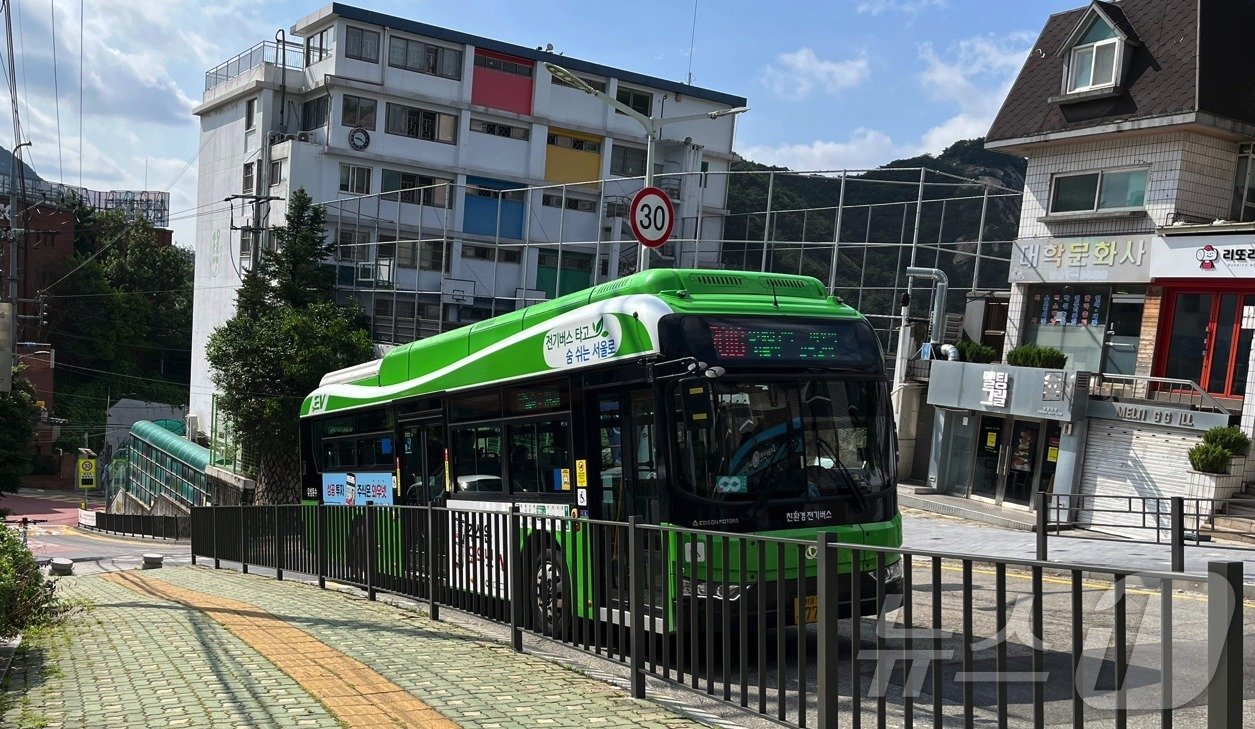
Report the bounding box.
[321,471,395,506]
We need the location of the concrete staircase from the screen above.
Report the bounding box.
[1206,484,1255,545]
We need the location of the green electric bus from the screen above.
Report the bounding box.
[298,268,902,632]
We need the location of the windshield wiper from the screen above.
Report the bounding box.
[814,437,869,512]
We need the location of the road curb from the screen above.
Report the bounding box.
[0,635,21,688]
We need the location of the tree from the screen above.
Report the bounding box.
[0,367,40,495]
[207,188,374,503]
[44,209,194,453]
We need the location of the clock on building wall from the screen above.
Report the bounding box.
[348,127,370,151]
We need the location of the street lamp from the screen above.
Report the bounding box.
[544,62,749,270]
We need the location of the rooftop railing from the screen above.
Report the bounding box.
[205,40,311,92]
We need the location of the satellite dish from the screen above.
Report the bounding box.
[545,43,554,52]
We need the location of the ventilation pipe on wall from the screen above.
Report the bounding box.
[906,266,949,350]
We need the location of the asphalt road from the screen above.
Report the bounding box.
[3,490,191,575]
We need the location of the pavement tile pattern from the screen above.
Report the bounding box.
[0,572,340,729]
[0,566,705,728]
[104,570,455,728]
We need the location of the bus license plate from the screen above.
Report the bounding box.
[794,595,818,624]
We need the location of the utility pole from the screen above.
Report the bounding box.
[2,0,26,392]
[225,192,282,265]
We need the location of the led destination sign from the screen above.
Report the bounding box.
[709,324,845,361]
[663,316,883,371]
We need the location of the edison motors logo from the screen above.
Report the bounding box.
[1196,244,1219,270]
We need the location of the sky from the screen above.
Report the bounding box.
[1,0,1083,246]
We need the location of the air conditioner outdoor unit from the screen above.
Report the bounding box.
[296,131,314,143]
[185,414,200,440]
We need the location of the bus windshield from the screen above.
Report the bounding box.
[672,378,894,513]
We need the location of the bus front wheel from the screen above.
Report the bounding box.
[531,547,571,639]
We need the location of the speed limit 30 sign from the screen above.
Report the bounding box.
[629,186,675,249]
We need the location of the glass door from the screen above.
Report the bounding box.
[1102,297,1143,375]
[1002,420,1042,507]
[401,421,446,505]
[1163,293,1214,384]
[1164,291,1255,397]
[970,416,1005,501]
[1203,293,1255,397]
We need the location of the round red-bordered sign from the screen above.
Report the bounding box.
[629,186,675,249]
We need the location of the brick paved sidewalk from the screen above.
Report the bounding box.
[0,566,705,728]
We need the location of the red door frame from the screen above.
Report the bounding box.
[1154,279,1255,396]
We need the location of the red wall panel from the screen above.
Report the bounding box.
[471,50,534,116]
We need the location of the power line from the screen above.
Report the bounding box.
[49,0,62,183]
[77,0,81,187]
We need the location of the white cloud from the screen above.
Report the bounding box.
[0,3,272,244]
[741,33,1033,171]
[914,33,1034,154]
[760,48,870,101]
[740,129,903,172]
[856,0,947,17]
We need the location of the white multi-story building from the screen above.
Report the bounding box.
[189,3,747,431]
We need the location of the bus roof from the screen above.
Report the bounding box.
[302,268,865,418]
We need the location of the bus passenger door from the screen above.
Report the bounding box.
[402,421,446,506]
[595,392,657,522]
[594,390,660,617]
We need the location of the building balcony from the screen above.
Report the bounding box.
[205,40,310,92]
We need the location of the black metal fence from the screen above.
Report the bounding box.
[190,504,1247,728]
[1039,492,1254,569]
[87,511,190,540]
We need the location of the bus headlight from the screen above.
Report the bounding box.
[883,560,903,583]
[680,579,746,600]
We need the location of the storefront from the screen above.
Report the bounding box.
[1009,233,1255,409]
[925,361,1087,509]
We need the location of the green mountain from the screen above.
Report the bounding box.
[724,137,1026,318]
[0,145,42,183]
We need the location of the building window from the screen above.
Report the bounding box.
[700,161,709,188]
[341,95,377,130]
[385,103,457,144]
[546,132,601,153]
[551,74,606,93]
[1232,143,1255,222]
[381,169,452,208]
[388,37,462,79]
[610,145,647,177]
[537,250,592,272]
[337,228,371,262]
[239,230,259,261]
[615,86,652,117]
[470,119,529,141]
[1066,18,1119,93]
[473,52,533,77]
[302,95,329,131]
[244,98,257,130]
[541,194,597,213]
[269,159,284,186]
[345,26,380,63]
[241,162,255,194]
[1049,169,1146,213]
[462,243,521,264]
[376,235,397,261]
[305,27,333,66]
[339,164,372,195]
[466,184,525,203]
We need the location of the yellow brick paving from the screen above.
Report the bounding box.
[1,566,706,728]
[105,570,456,728]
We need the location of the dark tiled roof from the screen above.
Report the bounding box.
[325,3,748,108]
[1198,0,1255,123]
[987,0,1201,144]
